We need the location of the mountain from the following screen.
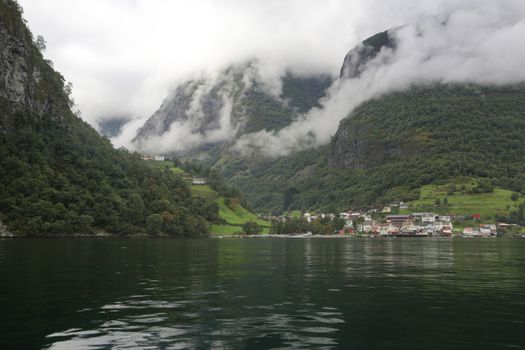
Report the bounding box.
[132,61,332,156]
[97,116,131,138]
[0,0,212,236]
[132,27,525,218]
[339,29,396,79]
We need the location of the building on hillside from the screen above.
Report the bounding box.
[498,223,510,230]
[472,213,482,220]
[402,219,415,229]
[141,155,153,161]
[371,223,381,235]
[382,206,392,213]
[154,156,165,161]
[192,178,206,185]
[379,224,390,236]
[339,212,350,220]
[361,218,375,232]
[399,201,409,209]
[433,221,444,231]
[439,215,451,223]
[480,224,497,236]
[463,227,480,237]
[350,212,361,220]
[442,224,453,236]
[421,213,436,224]
[386,215,410,228]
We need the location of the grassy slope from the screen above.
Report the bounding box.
[191,185,217,200]
[406,179,524,220]
[216,198,269,226]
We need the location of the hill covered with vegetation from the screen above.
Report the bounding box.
[0,0,212,236]
[143,159,270,235]
[220,83,525,216]
[128,24,525,222]
[209,33,525,218]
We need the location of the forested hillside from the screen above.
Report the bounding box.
[213,49,525,214]
[0,0,211,236]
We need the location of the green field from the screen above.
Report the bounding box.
[211,224,242,235]
[407,179,524,220]
[143,160,191,180]
[191,185,217,199]
[216,198,270,227]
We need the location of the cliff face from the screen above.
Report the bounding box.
[0,0,69,131]
[329,120,405,170]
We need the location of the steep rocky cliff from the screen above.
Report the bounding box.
[0,0,69,130]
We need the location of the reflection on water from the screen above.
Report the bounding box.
[0,238,524,349]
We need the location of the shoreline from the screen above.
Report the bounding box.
[3,233,522,240]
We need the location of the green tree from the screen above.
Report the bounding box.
[242,221,261,235]
[128,193,145,225]
[146,214,163,235]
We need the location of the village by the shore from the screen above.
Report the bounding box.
[263,201,523,238]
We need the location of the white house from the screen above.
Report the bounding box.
[339,212,350,220]
[192,178,206,185]
[154,156,165,161]
[439,216,451,222]
[421,213,436,223]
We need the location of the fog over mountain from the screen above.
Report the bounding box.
[236,4,525,156]
[19,0,525,155]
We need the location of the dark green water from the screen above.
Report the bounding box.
[0,238,524,349]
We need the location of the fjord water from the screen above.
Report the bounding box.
[0,238,524,349]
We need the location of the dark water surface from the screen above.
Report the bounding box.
[0,238,524,349]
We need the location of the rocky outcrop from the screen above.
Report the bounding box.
[329,118,405,170]
[0,220,14,237]
[339,30,396,79]
[330,29,404,169]
[0,0,69,131]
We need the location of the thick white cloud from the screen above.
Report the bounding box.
[234,0,525,156]
[18,0,369,127]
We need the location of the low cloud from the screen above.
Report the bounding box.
[234,2,525,156]
[18,0,525,156]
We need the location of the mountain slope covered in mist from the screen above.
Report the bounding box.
[0,0,211,236]
[133,27,525,215]
[132,62,331,157]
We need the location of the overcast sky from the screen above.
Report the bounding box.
[17,0,469,128]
